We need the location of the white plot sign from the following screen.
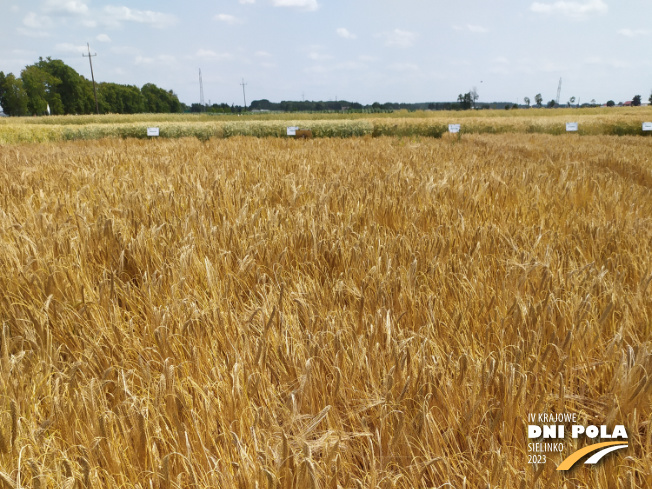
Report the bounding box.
[147,127,160,137]
[642,122,652,131]
[566,122,578,132]
[448,124,461,134]
[287,126,299,136]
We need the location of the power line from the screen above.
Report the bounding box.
[82,43,99,115]
[556,78,562,106]
[199,68,205,107]
[240,78,247,110]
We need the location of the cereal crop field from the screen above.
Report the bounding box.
[0,133,650,488]
[2,107,652,144]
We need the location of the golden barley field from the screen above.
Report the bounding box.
[0,134,650,488]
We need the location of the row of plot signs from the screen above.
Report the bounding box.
[448,122,652,133]
[143,123,652,138]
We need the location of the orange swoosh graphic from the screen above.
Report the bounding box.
[557,442,628,471]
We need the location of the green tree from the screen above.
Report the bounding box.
[523,96,531,107]
[632,95,641,106]
[535,93,543,108]
[21,65,61,115]
[606,100,615,107]
[0,72,29,116]
[35,57,93,114]
[141,83,182,113]
[98,83,145,114]
[547,99,556,108]
[457,92,472,110]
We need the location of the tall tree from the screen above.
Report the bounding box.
[457,92,472,110]
[535,93,543,108]
[35,57,94,114]
[0,72,29,116]
[98,83,145,114]
[632,95,642,106]
[21,64,61,115]
[141,83,182,113]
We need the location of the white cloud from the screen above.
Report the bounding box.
[102,6,177,28]
[453,24,488,33]
[530,0,608,19]
[23,12,53,29]
[272,0,319,11]
[96,33,111,42]
[466,24,488,33]
[12,49,35,56]
[389,63,420,72]
[214,14,241,24]
[384,29,417,48]
[193,49,233,61]
[538,60,568,72]
[16,28,50,38]
[305,61,367,74]
[109,45,139,55]
[239,0,255,3]
[135,54,177,65]
[583,56,630,68]
[336,27,357,39]
[55,42,88,53]
[308,52,333,61]
[617,28,649,38]
[43,0,89,15]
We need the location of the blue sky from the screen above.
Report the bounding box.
[1,0,651,105]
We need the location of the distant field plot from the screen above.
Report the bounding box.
[2,107,652,142]
[0,135,650,488]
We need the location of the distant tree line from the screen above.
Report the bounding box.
[250,99,388,112]
[0,57,182,116]
[246,99,506,113]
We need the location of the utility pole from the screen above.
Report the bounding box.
[83,43,99,114]
[240,78,247,111]
[199,68,205,109]
[556,78,562,106]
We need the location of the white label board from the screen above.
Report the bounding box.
[147,127,160,137]
[448,124,461,134]
[566,122,578,132]
[642,122,652,131]
[287,126,299,136]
